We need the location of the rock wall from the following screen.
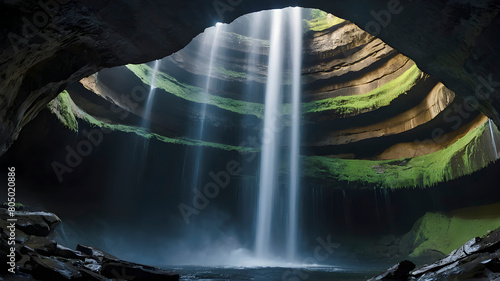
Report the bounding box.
[1,1,500,155]
[33,9,498,189]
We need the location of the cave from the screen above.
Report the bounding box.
[2,2,500,281]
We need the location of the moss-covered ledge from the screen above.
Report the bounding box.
[303,118,500,188]
[48,91,79,132]
[301,64,422,116]
[48,91,257,153]
[306,9,345,32]
[126,64,266,118]
[128,63,422,119]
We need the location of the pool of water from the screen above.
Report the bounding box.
[170,265,382,281]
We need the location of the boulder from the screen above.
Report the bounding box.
[415,252,500,281]
[370,227,500,280]
[412,237,484,276]
[24,236,57,256]
[369,260,415,280]
[76,244,118,262]
[53,245,87,260]
[0,211,179,281]
[29,256,82,280]
[0,210,61,237]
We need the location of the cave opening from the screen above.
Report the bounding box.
[2,5,500,281]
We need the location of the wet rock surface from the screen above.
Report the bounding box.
[370,227,500,280]
[0,210,179,281]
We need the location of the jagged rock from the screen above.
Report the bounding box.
[415,252,500,281]
[24,236,57,256]
[0,225,29,245]
[483,257,500,273]
[0,210,61,237]
[101,262,180,281]
[412,237,483,276]
[83,262,101,273]
[371,227,500,281]
[29,255,82,280]
[1,211,179,280]
[53,245,86,260]
[76,244,118,262]
[369,260,415,280]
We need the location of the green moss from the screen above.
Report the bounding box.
[128,63,421,119]
[228,32,269,47]
[405,204,500,257]
[303,64,422,116]
[216,66,246,79]
[307,9,345,31]
[48,80,255,153]
[48,91,79,132]
[70,99,256,153]
[126,64,265,118]
[2,202,25,210]
[303,120,495,188]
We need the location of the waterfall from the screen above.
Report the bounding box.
[139,59,160,155]
[143,60,161,127]
[488,119,499,160]
[255,9,284,259]
[239,12,264,247]
[198,23,222,139]
[190,24,222,191]
[287,7,302,261]
[254,8,303,261]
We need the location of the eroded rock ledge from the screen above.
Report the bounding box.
[1,1,500,156]
[0,209,179,281]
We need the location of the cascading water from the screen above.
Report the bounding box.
[286,7,303,261]
[142,60,161,130]
[140,59,161,153]
[255,9,284,259]
[488,119,499,160]
[254,8,303,261]
[189,24,222,191]
[239,12,264,246]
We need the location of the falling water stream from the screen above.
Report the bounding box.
[287,7,303,261]
[142,60,161,131]
[488,119,499,160]
[131,6,310,267]
[255,8,303,261]
[254,9,284,259]
[139,59,161,155]
[190,24,222,192]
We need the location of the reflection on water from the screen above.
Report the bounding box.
[171,265,382,281]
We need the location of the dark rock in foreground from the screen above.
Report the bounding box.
[370,228,500,280]
[369,260,415,280]
[0,210,179,281]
